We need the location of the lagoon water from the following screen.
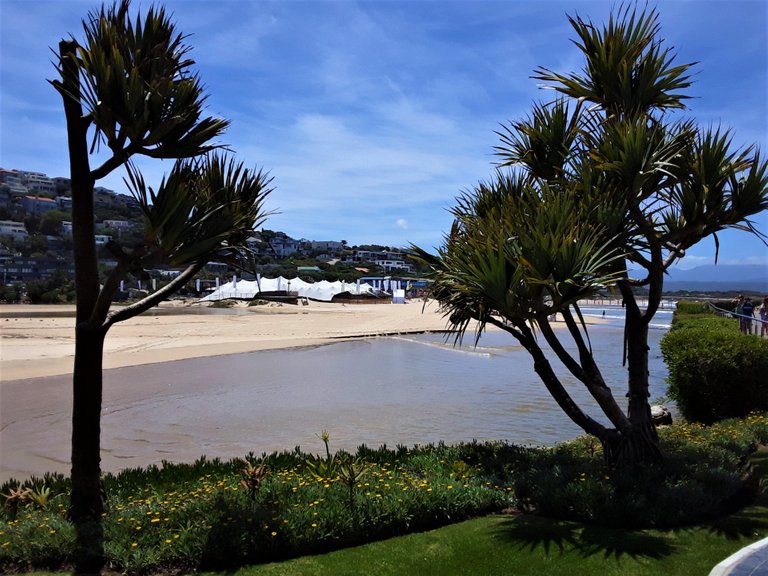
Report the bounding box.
[94,309,670,465]
[2,308,671,480]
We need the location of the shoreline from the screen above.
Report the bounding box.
[0,299,617,381]
[0,300,454,381]
[0,299,617,483]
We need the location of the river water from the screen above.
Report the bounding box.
[2,308,671,480]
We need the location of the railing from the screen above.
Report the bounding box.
[707,301,768,337]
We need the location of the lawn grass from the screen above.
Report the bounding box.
[197,494,768,576]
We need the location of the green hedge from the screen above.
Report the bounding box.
[660,307,768,424]
[674,301,714,315]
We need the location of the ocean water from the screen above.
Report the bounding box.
[94,316,670,463]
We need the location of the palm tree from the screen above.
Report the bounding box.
[414,5,767,469]
[50,1,272,569]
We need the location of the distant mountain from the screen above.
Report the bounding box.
[660,264,767,293]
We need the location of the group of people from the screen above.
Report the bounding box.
[735,294,768,336]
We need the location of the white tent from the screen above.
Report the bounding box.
[200,276,377,302]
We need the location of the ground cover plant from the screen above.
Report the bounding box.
[2,416,766,574]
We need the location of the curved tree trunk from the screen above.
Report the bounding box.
[504,321,614,443]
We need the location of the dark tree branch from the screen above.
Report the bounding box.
[89,262,131,330]
[104,263,204,329]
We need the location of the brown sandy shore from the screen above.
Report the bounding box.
[0,300,452,381]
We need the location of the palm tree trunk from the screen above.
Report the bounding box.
[612,286,663,468]
[509,322,613,442]
[59,39,107,572]
[70,325,106,573]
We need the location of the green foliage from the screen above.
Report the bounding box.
[126,154,273,270]
[2,417,767,573]
[674,300,712,315]
[240,461,269,503]
[0,283,23,303]
[53,0,228,160]
[413,2,768,469]
[661,313,768,423]
[24,271,76,304]
[39,210,70,236]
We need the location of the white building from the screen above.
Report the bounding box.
[0,220,28,241]
[18,171,56,195]
[0,169,27,196]
[101,219,135,231]
[311,240,344,253]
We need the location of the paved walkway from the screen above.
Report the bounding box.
[710,537,768,575]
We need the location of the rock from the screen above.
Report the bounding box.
[651,404,673,426]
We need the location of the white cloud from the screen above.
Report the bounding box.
[1,0,765,255]
[396,218,408,230]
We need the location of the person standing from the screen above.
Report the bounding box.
[760,296,768,337]
[741,298,755,334]
[735,294,745,330]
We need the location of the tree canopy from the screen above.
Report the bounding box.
[414,4,768,467]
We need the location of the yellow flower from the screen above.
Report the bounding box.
[131,542,138,548]
[271,531,278,537]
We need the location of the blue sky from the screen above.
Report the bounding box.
[1,0,766,269]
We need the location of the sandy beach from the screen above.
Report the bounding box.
[0,299,451,381]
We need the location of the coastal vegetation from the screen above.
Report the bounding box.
[53,0,272,569]
[1,417,766,573]
[414,5,768,469]
[661,304,768,423]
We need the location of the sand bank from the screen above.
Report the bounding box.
[0,299,452,381]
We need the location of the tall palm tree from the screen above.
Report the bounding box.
[51,2,273,569]
[415,5,767,468]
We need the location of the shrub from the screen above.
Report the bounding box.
[674,300,713,315]
[661,312,768,423]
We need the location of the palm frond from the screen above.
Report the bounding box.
[53,0,228,162]
[124,152,274,269]
[534,4,695,119]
